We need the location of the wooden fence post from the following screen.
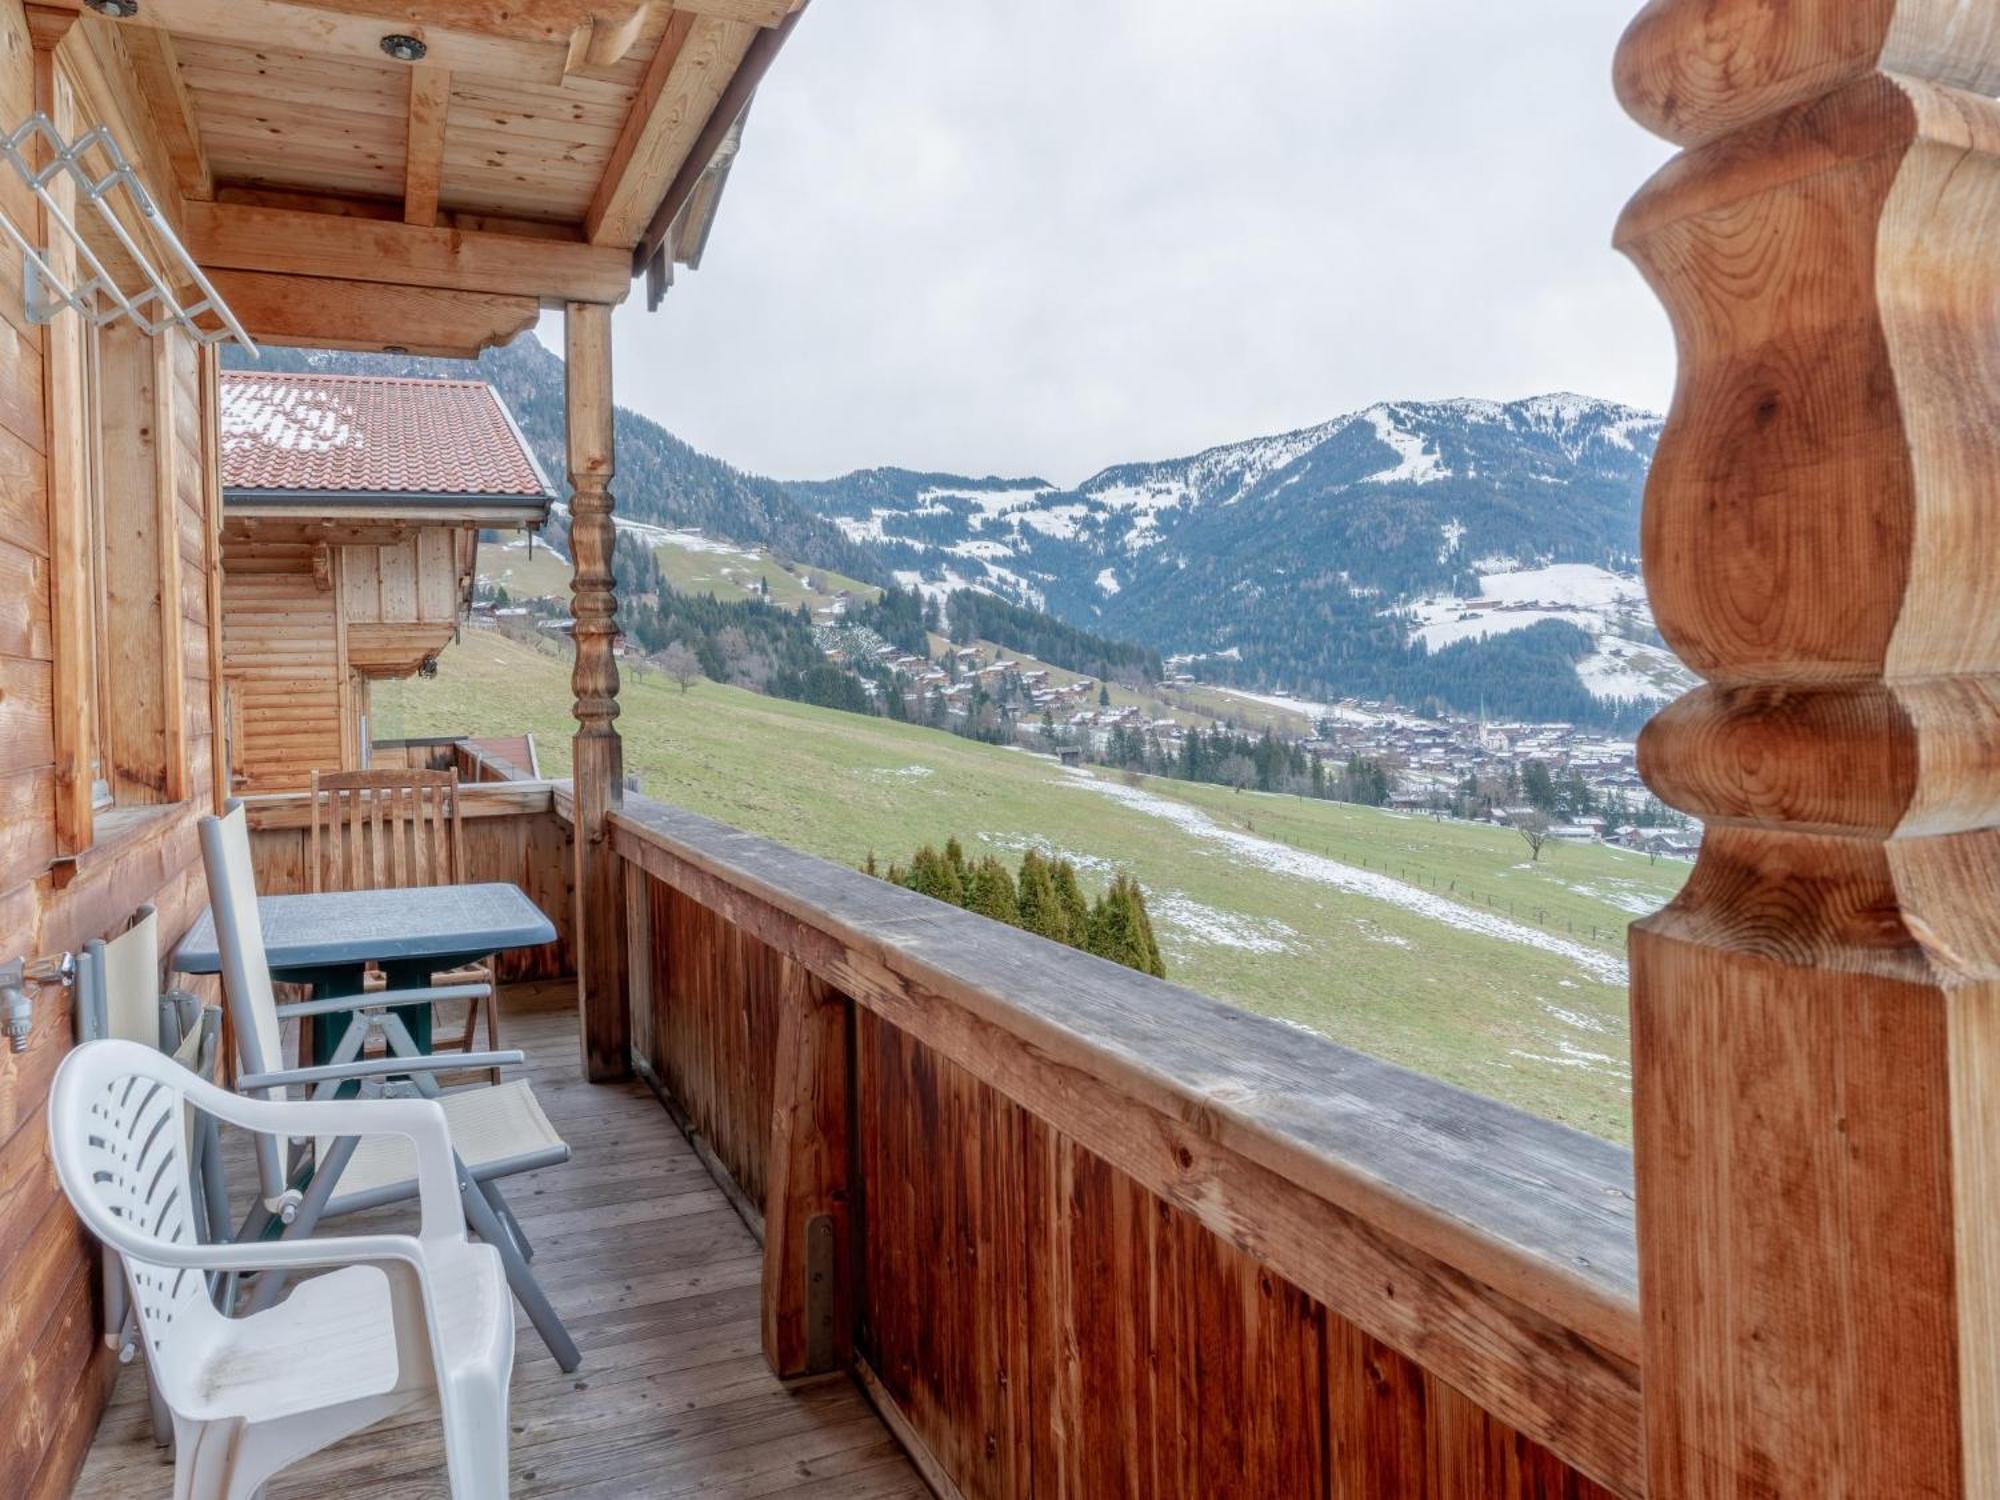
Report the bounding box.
[1616,2,2000,1490]
[565,301,629,1081]
[761,962,854,1378]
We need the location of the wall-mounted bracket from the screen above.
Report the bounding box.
[0,111,256,352]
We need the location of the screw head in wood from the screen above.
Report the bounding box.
[380,33,428,62]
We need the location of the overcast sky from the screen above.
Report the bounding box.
[547,1,1676,489]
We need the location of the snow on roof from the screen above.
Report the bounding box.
[219,371,552,500]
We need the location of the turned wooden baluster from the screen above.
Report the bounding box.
[1616,1,2000,1491]
[567,301,630,1081]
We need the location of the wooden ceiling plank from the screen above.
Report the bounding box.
[118,24,213,201]
[99,0,569,87]
[586,11,751,248]
[186,199,630,303]
[149,1,799,43]
[402,63,449,226]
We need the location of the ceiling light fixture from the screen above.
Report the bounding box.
[379,33,428,62]
[84,0,140,17]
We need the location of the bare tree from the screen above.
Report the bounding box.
[659,640,703,694]
[1516,810,1553,862]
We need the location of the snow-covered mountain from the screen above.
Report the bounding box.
[787,395,1687,726]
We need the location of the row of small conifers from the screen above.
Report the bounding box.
[866,839,1166,978]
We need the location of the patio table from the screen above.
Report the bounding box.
[173,883,556,1063]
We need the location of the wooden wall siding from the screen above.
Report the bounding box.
[613,806,1628,1497]
[220,538,345,791]
[0,11,231,1489]
[853,1011,1617,1500]
[244,790,575,983]
[339,528,465,675]
[638,881,781,1207]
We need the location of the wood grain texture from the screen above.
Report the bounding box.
[401,63,448,227]
[612,800,1642,1495]
[1614,1,2000,1492]
[761,962,854,1379]
[119,22,212,201]
[68,989,927,1499]
[565,300,628,1080]
[185,200,631,304]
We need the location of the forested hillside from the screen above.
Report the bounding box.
[222,338,886,584]
[231,336,1680,727]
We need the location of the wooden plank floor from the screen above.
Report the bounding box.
[70,985,927,1499]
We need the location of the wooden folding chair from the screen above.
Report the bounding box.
[309,767,503,1082]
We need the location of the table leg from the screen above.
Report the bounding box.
[376,959,437,1053]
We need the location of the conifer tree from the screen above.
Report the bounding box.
[1050,858,1092,941]
[903,845,964,907]
[1124,876,1167,978]
[1086,878,1143,970]
[968,857,1019,925]
[1016,849,1068,944]
[943,837,973,903]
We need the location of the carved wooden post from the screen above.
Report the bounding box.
[566,302,630,1081]
[761,963,854,1378]
[1616,3,2000,1491]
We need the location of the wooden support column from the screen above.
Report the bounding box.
[1615,3,2000,1492]
[761,962,854,1378]
[565,302,629,1081]
[31,6,92,853]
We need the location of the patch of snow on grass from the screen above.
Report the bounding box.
[1509,1037,1630,1080]
[867,765,935,780]
[1568,881,1664,917]
[1067,773,1628,986]
[1151,894,1297,954]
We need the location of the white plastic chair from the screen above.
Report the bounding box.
[49,1038,514,1500]
[77,904,230,1448]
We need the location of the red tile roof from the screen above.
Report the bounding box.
[219,371,551,499]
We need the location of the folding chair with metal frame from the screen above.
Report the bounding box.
[198,804,581,1372]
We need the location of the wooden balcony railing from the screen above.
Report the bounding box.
[602,792,1643,1498]
[234,771,1641,1492]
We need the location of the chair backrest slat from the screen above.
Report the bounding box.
[307,768,463,893]
[67,1051,205,1388]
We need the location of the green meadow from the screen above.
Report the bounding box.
[375,629,1689,1141]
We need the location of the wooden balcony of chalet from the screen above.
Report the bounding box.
[69,763,1642,1498]
[7,0,2000,1495]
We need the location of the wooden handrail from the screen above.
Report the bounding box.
[240,779,561,830]
[608,792,1643,1493]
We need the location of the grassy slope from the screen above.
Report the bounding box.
[376,629,1688,1141]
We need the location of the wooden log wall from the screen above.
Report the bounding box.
[0,10,230,1492]
[243,783,575,982]
[219,538,346,792]
[613,798,1641,1498]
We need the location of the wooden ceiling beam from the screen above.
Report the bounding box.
[210,269,539,358]
[118,24,212,202]
[402,63,449,226]
[587,12,751,248]
[187,200,631,304]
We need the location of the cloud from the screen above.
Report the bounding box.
[578,0,1676,487]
